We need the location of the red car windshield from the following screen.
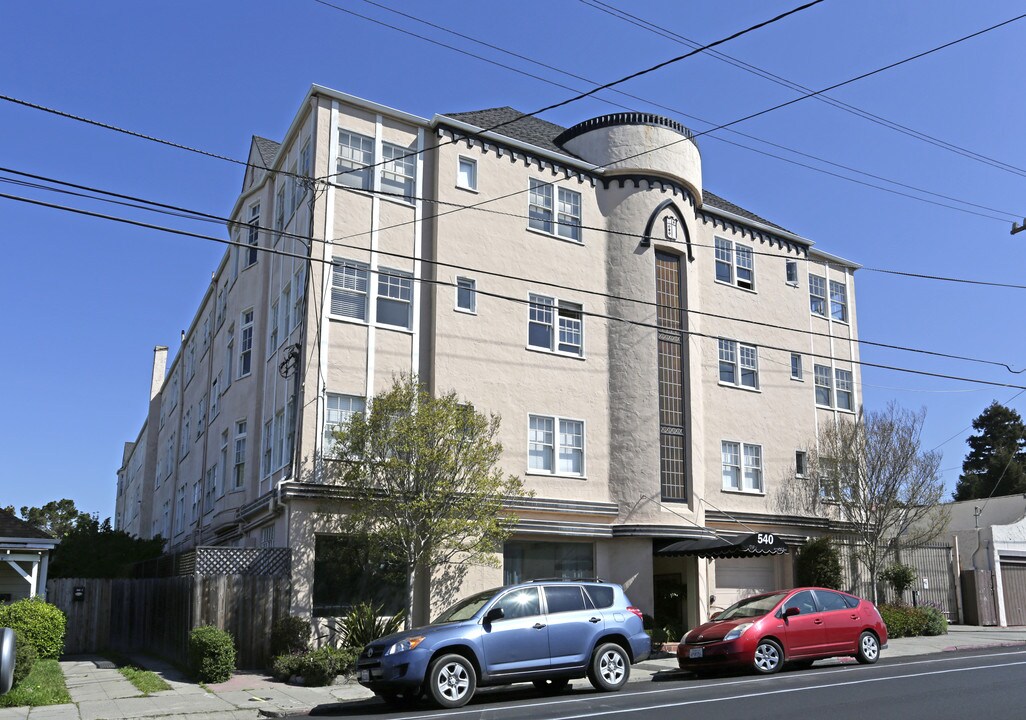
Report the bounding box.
[716,592,788,620]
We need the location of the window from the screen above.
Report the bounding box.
[217,284,227,327]
[234,421,247,489]
[181,410,191,457]
[262,419,272,476]
[210,375,219,420]
[202,316,210,354]
[790,353,803,380]
[455,276,476,313]
[337,129,373,189]
[260,525,274,548]
[814,364,833,406]
[528,180,582,241]
[528,415,584,476]
[175,486,185,534]
[289,161,301,215]
[186,341,195,382]
[292,266,305,330]
[285,397,296,467]
[377,269,413,328]
[503,541,594,585]
[239,309,254,377]
[204,464,217,512]
[835,368,854,410]
[809,274,827,316]
[830,280,848,322]
[219,430,229,496]
[457,156,477,190]
[300,139,312,177]
[331,260,369,320]
[273,409,285,470]
[169,371,178,410]
[721,441,764,493]
[493,587,541,620]
[324,394,365,454]
[786,259,799,285]
[246,203,260,267]
[164,434,175,479]
[816,590,850,612]
[275,186,285,239]
[225,330,234,390]
[544,585,587,614]
[528,294,583,356]
[381,142,416,200]
[718,339,758,389]
[281,285,291,339]
[191,481,200,524]
[795,450,808,477]
[197,395,206,438]
[714,238,755,289]
[268,298,279,352]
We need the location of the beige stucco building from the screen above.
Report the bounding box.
[116,85,862,634]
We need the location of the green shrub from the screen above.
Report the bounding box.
[188,625,236,683]
[0,597,66,660]
[879,603,947,638]
[795,537,843,589]
[338,603,404,650]
[921,605,948,636]
[270,652,304,682]
[12,629,38,688]
[880,564,917,603]
[270,616,310,659]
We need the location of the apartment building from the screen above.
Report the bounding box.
[116,85,861,632]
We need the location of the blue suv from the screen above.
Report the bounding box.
[355,579,650,708]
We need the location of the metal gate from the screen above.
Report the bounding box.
[1000,561,1026,626]
[835,541,957,620]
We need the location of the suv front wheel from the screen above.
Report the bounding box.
[588,642,630,691]
[427,654,477,708]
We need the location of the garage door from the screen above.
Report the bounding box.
[715,556,777,594]
[1001,561,1026,626]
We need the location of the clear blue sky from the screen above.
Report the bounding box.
[2,1,1025,520]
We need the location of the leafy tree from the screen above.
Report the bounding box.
[774,402,948,603]
[48,515,164,578]
[952,402,1026,501]
[326,375,530,628]
[880,563,917,604]
[17,499,91,538]
[794,537,843,590]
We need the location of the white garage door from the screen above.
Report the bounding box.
[715,556,777,595]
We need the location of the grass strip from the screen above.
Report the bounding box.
[0,659,72,708]
[118,665,173,695]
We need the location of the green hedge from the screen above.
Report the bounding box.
[11,629,38,688]
[879,604,948,638]
[269,616,310,660]
[271,646,358,686]
[0,597,66,660]
[188,626,237,683]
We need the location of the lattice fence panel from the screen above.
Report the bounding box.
[194,547,290,577]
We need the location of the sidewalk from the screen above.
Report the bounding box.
[2,625,1025,720]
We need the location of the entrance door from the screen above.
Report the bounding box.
[654,573,686,641]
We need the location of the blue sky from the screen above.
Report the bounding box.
[2,0,1025,520]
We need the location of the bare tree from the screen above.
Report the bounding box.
[326,375,530,628]
[774,402,948,602]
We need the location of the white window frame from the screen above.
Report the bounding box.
[528,178,582,242]
[174,486,185,534]
[809,274,827,316]
[714,237,755,290]
[239,309,254,378]
[268,298,279,353]
[336,129,374,190]
[273,409,285,470]
[275,186,286,241]
[219,430,229,497]
[292,266,305,330]
[376,269,413,329]
[814,364,833,407]
[528,294,583,357]
[527,414,585,477]
[455,276,477,314]
[830,279,848,322]
[246,203,260,267]
[721,440,764,494]
[790,353,803,381]
[835,368,854,411]
[233,420,247,489]
[457,155,477,191]
[324,393,365,454]
[718,339,759,389]
[381,142,416,201]
[785,259,799,285]
[262,419,273,477]
[300,138,312,178]
[795,450,808,478]
[330,259,370,322]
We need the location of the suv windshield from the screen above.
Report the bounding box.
[433,588,499,624]
[716,592,788,621]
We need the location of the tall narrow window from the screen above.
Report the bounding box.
[528,415,554,472]
[273,409,285,469]
[743,444,763,492]
[246,203,260,266]
[331,259,370,320]
[292,266,305,330]
[275,186,285,240]
[324,394,365,454]
[268,299,279,352]
[656,251,687,501]
[791,353,803,380]
[457,156,477,190]
[556,187,582,241]
[558,419,584,474]
[718,339,737,384]
[814,364,833,406]
[735,245,754,290]
[714,238,733,283]
[830,280,848,322]
[239,309,254,377]
[262,420,272,476]
[377,270,413,328]
[835,369,854,410]
[809,274,827,316]
[721,441,740,491]
[337,129,374,190]
[234,421,247,489]
[528,179,553,234]
[456,277,477,313]
[786,259,799,285]
[300,139,312,177]
[795,450,808,477]
[528,294,554,349]
[219,430,229,496]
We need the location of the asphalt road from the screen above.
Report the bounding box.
[303,647,1026,720]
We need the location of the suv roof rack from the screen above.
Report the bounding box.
[526,577,606,583]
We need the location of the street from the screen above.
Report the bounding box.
[302,647,1026,719]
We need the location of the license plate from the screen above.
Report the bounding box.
[689,648,704,659]
[359,670,370,682]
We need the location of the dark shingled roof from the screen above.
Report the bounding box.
[0,509,56,541]
[253,136,281,167]
[441,107,793,235]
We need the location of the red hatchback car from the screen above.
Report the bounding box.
[677,587,887,675]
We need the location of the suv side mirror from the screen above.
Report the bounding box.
[483,607,504,623]
[0,628,15,695]
[783,606,801,618]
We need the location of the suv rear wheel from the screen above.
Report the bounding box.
[588,643,630,691]
[427,654,476,708]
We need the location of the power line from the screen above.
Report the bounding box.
[4,186,1025,390]
[309,0,826,184]
[580,0,1026,180]
[347,0,1019,222]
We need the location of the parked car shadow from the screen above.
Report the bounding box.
[309,681,593,715]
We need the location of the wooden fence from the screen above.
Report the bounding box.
[47,575,290,669]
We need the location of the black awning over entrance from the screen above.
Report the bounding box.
[655,532,790,559]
